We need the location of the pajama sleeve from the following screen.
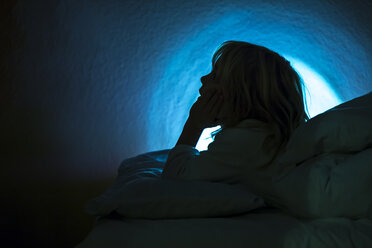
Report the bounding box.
[161,126,271,182]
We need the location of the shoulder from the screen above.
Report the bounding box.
[209,119,275,152]
[217,119,273,140]
[235,119,272,130]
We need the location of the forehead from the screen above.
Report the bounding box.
[213,56,224,70]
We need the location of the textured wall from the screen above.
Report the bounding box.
[1,0,371,246]
[3,0,372,180]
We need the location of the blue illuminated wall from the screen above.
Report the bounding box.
[147,2,372,152]
[2,0,372,246]
[3,0,372,179]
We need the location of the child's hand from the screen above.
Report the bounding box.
[188,89,224,129]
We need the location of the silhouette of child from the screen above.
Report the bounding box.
[161,41,309,203]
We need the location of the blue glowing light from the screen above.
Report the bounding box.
[283,56,343,118]
[195,126,221,151]
[147,10,345,152]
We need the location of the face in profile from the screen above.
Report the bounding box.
[199,71,220,95]
[199,70,231,126]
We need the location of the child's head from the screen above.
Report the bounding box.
[206,40,310,147]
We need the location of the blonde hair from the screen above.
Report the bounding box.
[210,41,310,149]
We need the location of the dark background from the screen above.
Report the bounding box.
[1,0,371,247]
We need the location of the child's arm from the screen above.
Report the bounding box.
[161,142,236,182]
[161,123,272,182]
[178,89,224,144]
[175,118,204,147]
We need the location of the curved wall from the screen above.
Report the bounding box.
[1,0,371,246]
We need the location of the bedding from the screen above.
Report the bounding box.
[86,153,266,218]
[278,91,372,165]
[77,206,372,248]
[270,91,372,219]
[78,91,372,247]
[78,149,372,248]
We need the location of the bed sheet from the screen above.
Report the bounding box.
[76,206,372,248]
[78,92,372,247]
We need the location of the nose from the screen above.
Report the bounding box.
[200,75,207,85]
[199,75,209,94]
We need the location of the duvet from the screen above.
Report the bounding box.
[79,91,372,247]
[269,91,372,219]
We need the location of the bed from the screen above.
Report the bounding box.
[76,92,372,248]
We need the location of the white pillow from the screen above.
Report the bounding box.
[269,91,372,219]
[271,148,372,219]
[278,91,372,165]
[85,150,265,219]
[117,178,265,219]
